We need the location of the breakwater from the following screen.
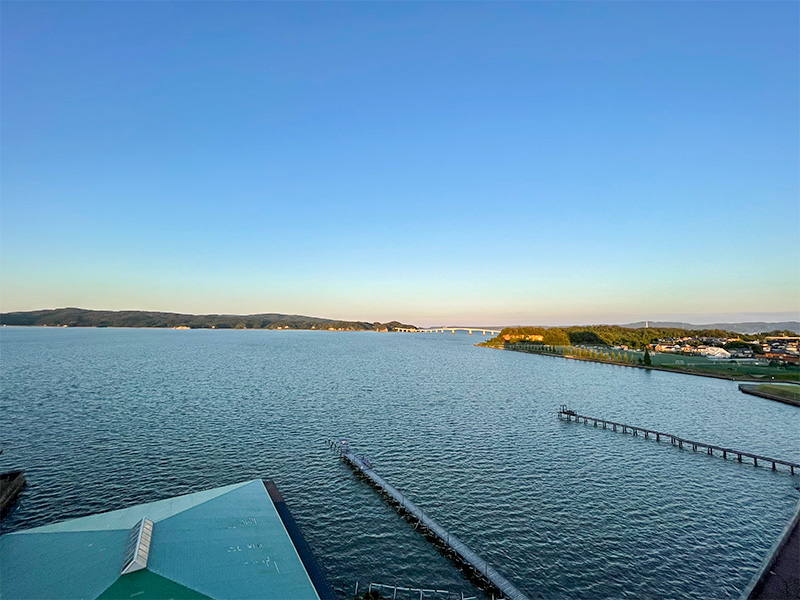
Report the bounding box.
[739,383,800,407]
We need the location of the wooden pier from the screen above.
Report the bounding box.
[557,406,800,475]
[331,439,531,600]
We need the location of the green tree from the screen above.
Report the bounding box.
[543,327,571,346]
[644,348,652,366]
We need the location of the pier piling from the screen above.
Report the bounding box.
[556,407,800,475]
[332,439,530,600]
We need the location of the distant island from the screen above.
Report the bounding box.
[0,308,417,332]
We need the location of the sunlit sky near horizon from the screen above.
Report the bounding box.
[1,2,798,327]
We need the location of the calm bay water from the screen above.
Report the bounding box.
[1,327,799,599]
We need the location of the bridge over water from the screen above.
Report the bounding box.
[394,327,501,336]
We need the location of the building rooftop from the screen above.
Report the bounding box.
[0,479,329,600]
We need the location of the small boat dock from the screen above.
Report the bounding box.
[331,439,531,600]
[558,406,800,475]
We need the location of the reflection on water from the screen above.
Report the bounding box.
[1,328,798,599]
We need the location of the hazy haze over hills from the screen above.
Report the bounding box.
[2,309,797,335]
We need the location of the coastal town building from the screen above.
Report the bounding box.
[648,333,800,366]
[701,347,731,360]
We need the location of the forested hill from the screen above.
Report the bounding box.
[0,308,417,332]
[622,321,799,335]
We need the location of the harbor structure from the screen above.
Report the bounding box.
[741,498,800,599]
[333,438,531,600]
[0,479,334,600]
[558,406,800,475]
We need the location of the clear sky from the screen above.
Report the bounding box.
[1,1,798,327]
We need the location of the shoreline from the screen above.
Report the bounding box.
[0,325,396,333]
[485,344,800,387]
[739,384,800,407]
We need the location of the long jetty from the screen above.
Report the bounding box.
[557,406,800,475]
[330,439,531,600]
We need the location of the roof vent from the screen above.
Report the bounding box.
[121,518,153,574]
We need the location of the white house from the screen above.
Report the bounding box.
[702,347,731,360]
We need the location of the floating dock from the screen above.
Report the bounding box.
[557,406,800,475]
[331,439,531,600]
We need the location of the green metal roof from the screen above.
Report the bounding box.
[0,479,321,600]
[97,570,213,600]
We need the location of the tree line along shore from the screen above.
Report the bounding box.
[479,325,800,384]
[482,324,798,349]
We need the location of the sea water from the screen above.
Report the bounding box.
[1,327,798,599]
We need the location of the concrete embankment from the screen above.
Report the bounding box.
[741,498,800,599]
[487,344,800,385]
[739,384,800,407]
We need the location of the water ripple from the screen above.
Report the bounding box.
[1,328,798,599]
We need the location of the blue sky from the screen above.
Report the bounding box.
[1,1,798,326]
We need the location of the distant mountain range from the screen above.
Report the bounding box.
[0,308,417,332]
[2,309,796,336]
[620,321,799,335]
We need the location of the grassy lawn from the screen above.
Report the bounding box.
[755,384,800,402]
[503,345,800,382]
[659,363,800,381]
[650,352,800,381]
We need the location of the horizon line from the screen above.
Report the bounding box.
[1,306,798,330]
